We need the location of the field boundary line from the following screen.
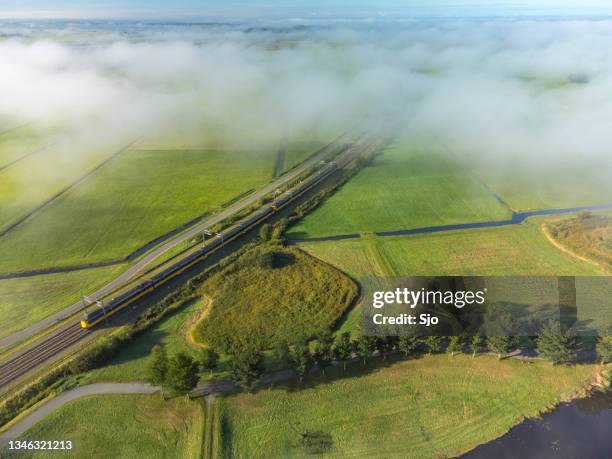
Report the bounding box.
[0,139,137,239]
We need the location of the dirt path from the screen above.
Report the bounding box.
[541,224,608,273]
[0,383,160,449]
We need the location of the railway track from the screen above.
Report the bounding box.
[0,130,388,391]
[0,324,88,388]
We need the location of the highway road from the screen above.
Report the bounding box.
[0,130,358,350]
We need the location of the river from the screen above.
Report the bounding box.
[461,390,612,458]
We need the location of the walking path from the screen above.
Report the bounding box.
[0,383,159,449]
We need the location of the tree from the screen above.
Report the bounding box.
[487,336,515,359]
[271,218,288,240]
[378,336,397,360]
[199,348,219,375]
[228,345,264,391]
[332,332,353,371]
[424,336,443,355]
[355,335,377,365]
[166,352,200,393]
[446,336,465,357]
[537,322,577,365]
[398,336,419,358]
[596,335,612,364]
[470,335,485,358]
[273,340,291,367]
[149,345,168,385]
[312,332,333,375]
[290,339,314,382]
[259,223,272,241]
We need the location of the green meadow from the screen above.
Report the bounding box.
[0,126,54,168]
[85,299,202,384]
[283,139,329,172]
[301,218,602,335]
[473,158,612,211]
[0,142,119,236]
[302,219,601,279]
[3,394,203,459]
[219,354,595,458]
[288,142,512,239]
[0,265,124,340]
[0,147,276,273]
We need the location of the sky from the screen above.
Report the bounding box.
[2,0,612,19]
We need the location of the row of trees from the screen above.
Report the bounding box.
[149,332,612,394]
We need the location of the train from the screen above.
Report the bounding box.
[80,162,338,329]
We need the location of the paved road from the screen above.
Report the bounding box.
[0,383,160,449]
[0,132,354,350]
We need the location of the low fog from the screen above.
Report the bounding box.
[1,19,612,167]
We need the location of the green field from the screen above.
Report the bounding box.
[0,147,276,273]
[0,265,124,340]
[301,218,602,335]
[85,299,202,384]
[474,158,612,211]
[288,142,512,239]
[0,141,119,237]
[0,126,54,168]
[283,139,329,172]
[219,354,595,458]
[4,394,203,459]
[193,245,358,351]
[302,219,602,279]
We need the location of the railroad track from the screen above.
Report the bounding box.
[0,324,89,388]
[0,130,389,391]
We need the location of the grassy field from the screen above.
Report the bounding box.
[0,147,276,272]
[301,218,602,335]
[474,159,612,212]
[288,142,511,239]
[192,245,358,351]
[0,141,120,237]
[219,354,596,458]
[85,299,202,384]
[283,140,329,172]
[3,394,203,459]
[0,125,53,168]
[0,265,124,340]
[302,219,602,279]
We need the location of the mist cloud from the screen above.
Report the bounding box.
[1,19,612,168]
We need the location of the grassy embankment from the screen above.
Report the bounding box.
[219,354,598,458]
[192,245,358,351]
[84,245,357,382]
[288,141,512,239]
[1,394,204,459]
[544,212,612,271]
